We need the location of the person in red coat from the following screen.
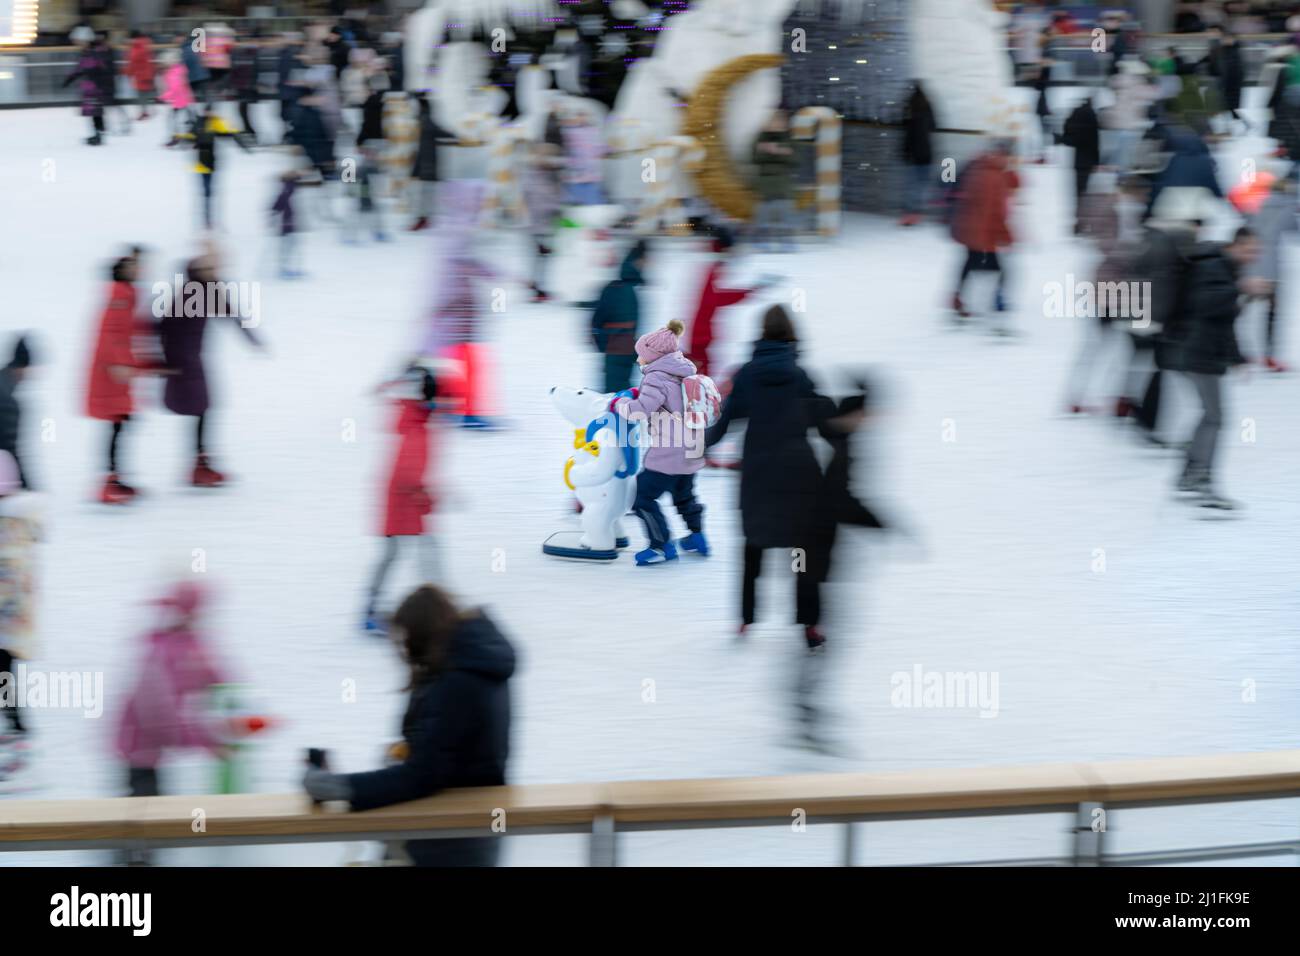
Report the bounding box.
[85,253,154,504]
[951,140,1021,322]
[126,32,156,120]
[365,364,440,634]
[682,229,770,379]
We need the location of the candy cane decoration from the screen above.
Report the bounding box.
[382,92,419,208]
[791,106,841,237]
[482,121,529,225]
[637,135,705,235]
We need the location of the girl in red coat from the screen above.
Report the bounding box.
[683,228,771,378]
[125,32,156,120]
[364,363,440,633]
[950,140,1021,325]
[85,253,155,504]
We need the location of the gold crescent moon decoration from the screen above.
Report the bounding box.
[682,53,785,222]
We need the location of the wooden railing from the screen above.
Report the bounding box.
[3,751,1299,865]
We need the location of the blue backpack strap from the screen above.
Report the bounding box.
[618,422,641,478]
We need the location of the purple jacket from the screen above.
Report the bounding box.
[615,351,704,475]
[158,269,260,417]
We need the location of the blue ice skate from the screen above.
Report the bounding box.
[635,541,679,566]
[678,532,710,557]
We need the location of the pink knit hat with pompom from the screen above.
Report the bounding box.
[635,319,685,362]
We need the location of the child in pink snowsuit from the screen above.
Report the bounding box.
[116,580,225,799]
[421,180,501,429]
[159,53,194,146]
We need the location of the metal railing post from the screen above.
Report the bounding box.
[1073,802,1104,866]
[589,814,617,867]
[842,822,859,866]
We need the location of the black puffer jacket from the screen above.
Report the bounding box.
[706,340,835,548]
[347,612,516,867]
[1160,246,1246,376]
[1062,99,1101,170]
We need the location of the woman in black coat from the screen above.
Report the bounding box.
[899,81,936,225]
[1205,28,1244,121]
[705,306,836,648]
[304,585,516,867]
[409,96,452,231]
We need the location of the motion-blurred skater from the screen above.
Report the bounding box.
[590,240,647,393]
[156,251,263,486]
[364,364,441,633]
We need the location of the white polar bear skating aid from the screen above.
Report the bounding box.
[543,386,642,561]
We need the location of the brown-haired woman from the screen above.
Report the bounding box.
[303,585,516,866]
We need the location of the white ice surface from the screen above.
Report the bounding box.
[1,100,1298,866]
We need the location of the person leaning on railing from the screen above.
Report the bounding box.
[303,586,517,867]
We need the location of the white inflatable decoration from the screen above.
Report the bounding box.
[543,386,642,561]
[405,0,565,139]
[912,0,1017,142]
[609,0,796,161]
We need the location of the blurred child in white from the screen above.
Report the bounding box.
[0,450,41,785]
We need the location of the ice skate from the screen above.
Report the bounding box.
[192,455,226,488]
[678,532,710,556]
[804,626,827,652]
[1193,488,1242,513]
[98,473,137,505]
[634,541,678,566]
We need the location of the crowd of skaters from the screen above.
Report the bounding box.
[5,4,1296,864]
[900,4,1300,512]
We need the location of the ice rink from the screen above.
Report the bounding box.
[2,99,1298,865]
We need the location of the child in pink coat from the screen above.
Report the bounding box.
[115,580,225,799]
[613,320,709,565]
[159,51,194,146]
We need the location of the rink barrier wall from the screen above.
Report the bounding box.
[3,750,1300,865]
